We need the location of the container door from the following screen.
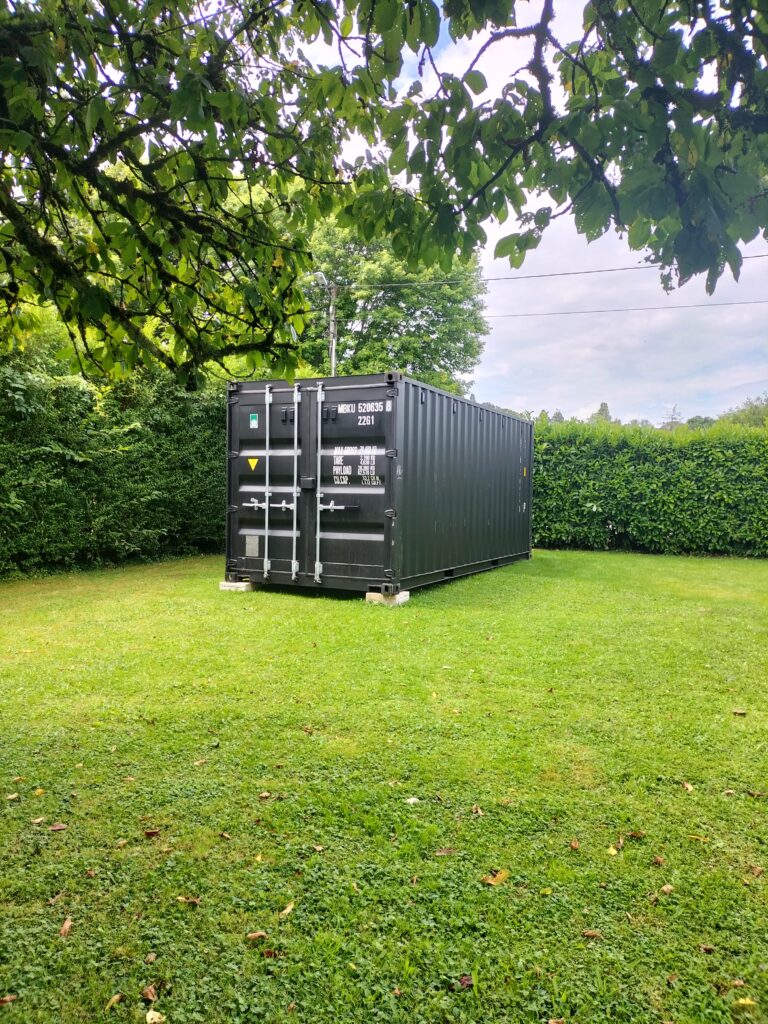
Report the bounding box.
[230,380,394,588]
[230,383,303,580]
[309,381,393,586]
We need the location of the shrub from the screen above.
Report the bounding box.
[0,363,225,577]
[533,422,768,555]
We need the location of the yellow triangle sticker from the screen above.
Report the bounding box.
[248,458,259,471]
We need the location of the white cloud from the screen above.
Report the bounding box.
[474,216,768,422]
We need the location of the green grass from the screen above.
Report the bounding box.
[1,551,767,1024]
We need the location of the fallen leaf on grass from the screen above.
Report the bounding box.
[458,974,473,989]
[699,944,714,954]
[582,929,602,939]
[615,836,625,851]
[607,845,618,856]
[279,901,294,918]
[481,868,509,886]
[259,791,271,800]
[116,839,128,848]
[548,1019,565,1024]
[661,884,674,895]
[145,952,157,964]
[144,829,160,839]
[312,844,324,853]
[287,1002,297,1012]
[627,830,646,840]
[435,847,456,857]
[732,709,747,716]
[85,868,96,878]
[262,949,281,958]
[681,781,694,792]
[0,995,18,1006]
[666,975,678,988]
[177,896,201,906]
[748,865,764,877]
[48,823,67,832]
[569,839,580,850]
[471,804,484,816]
[30,817,45,825]
[146,1012,165,1024]
[141,985,157,1003]
[723,789,736,796]
[404,796,420,805]
[5,793,19,801]
[47,892,65,905]
[689,835,709,842]
[733,998,756,1008]
[33,788,45,797]
[653,855,666,866]
[105,994,123,1011]
[193,759,207,767]
[11,776,24,783]
[59,917,73,937]
[247,931,268,941]
[220,832,232,841]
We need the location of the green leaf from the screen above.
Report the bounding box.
[464,70,487,95]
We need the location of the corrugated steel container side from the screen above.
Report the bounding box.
[225,372,532,594]
[394,379,532,590]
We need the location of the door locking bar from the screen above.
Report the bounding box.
[291,384,301,581]
[262,385,272,578]
[314,381,324,583]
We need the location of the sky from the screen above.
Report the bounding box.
[396,5,768,424]
[474,217,768,423]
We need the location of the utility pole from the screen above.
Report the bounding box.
[329,281,338,377]
[301,271,337,376]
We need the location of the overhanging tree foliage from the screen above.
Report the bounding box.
[1,1,767,380]
[298,221,486,392]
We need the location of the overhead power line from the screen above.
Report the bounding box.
[484,298,768,318]
[330,253,768,291]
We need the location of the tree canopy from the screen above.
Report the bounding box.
[297,221,486,392]
[1,1,767,381]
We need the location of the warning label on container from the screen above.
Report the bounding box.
[248,458,259,471]
[249,412,259,429]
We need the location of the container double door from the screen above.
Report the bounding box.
[228,381,394,587]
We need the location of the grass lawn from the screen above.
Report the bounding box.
[1,550,767,1024]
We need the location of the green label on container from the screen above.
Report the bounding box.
[249,412,259,429]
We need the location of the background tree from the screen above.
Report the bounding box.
[718,393,768,428]
[588,401,619,424]
[298,221,487,393]
[685,415,716,430]
[1,1,768,379]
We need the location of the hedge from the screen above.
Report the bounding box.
[533,422,768,556]
[0,366,225,577]
[2,364,767,578]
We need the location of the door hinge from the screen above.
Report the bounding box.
[385,508,397,519]
[385,448,398,458]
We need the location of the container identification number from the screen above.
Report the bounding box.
[336,400,391,417]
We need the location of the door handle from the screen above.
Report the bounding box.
[318,501,360,512]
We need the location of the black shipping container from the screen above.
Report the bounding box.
[225,373,532,595]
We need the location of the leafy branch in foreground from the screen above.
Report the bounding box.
[1,1,767,380]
